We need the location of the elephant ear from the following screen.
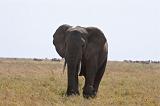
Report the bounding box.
[85,27,107,58]
[53,24,71,58]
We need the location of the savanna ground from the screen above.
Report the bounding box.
[0,58,160,106]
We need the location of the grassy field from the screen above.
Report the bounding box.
[0,58,160,106]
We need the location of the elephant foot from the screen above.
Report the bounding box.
[83,93,96,99]
[66,90,80,96]
[83,85,96,99]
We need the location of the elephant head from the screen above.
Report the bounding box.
[53,24,107,97]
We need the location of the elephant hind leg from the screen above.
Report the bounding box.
[93,58,107,94]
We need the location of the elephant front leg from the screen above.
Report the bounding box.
[66,64,80,96]
[66,75,79,96]
[83,58,97,98]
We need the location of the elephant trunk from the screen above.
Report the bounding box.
[63,57,81,74]
[65,33,83,95]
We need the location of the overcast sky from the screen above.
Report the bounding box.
[0,0,159,60]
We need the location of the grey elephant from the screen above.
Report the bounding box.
[53,24,108,98]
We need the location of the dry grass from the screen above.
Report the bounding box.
[0,58,160,106]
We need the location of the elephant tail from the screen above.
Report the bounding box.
[63,60,67,74]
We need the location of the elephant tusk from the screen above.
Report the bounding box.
[63,60,67,74]
[78,61,81,75]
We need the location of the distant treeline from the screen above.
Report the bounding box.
[33,58,61,62]
[0,57,61,62]
[124,60,160,64]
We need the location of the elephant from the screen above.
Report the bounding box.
[53,24,108,98]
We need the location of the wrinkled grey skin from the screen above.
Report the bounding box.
[53,24,108,98]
